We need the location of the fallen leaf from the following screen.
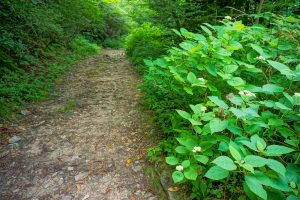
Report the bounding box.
[104,187,110,193]
[66,188,72,193]
[168,186,180,192]
[82,194,90,200]
[76,183,81,190]
[96,164,104,169]
[126,158,133,164]
[18,126,26,131]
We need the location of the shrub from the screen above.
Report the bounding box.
[71,36,101,57]
[125,22,170,72]
[144,14,300,199]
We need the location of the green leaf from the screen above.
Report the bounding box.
[184,86,193,95]
[204,166,229,180]
[172,171,184,183]
[194,155,209,165]
[244,155,267,167]
[229,96,243,106]
[209,118,228,133]
[230,107,246,118]
[184,168,198,180]
[176,137,198,148]
[171,29,182,37]
[176,110,191,120]
[200,25,212,36]
[264,145,294,156]
[166,156,179,165]
[229,142,242,161]
[208,96,229,109]
[227,120,243,136]
[182,160,191,168]
[212,156,237,171]
[275,102,292,110]
[187,72,197,84]
[175,146,188,154]
[267,60,293,76]
[227,77,245,87]
[250,43,264,55]
[267,159,286,176]
[242,163,254,172]
[262,84,284,94]
[223,65,239,73]
[245,175,267,200]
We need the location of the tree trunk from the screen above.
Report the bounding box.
[256,0,265,23]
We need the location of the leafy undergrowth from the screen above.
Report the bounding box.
[137,14,300,199]
[0,37,100,121]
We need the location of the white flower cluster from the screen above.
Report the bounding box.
[256,56,265,61]
[192,146,202,153]
[176,165,184,171]
[198,78,206,82]
[225,16,232,20]
[201,106,207,112]
[295,93,300,97]
[239,90,256,97]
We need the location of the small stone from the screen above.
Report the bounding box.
[60,195,72,200]
[67,167,74,171]
[58,178,64,185]
[9,136,22,144]
[20,110,31,115]
[75,172,89,181]
[132,165,142,172]
[147,197,158,200]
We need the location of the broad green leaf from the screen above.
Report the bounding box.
[223,65,239,73]
[184,168,198,180]
[172,171,184,183]
[187,72,197,84]
[204,166,229,180]
[267,159,286,176]
[275,102,292,110]
[267,60,293,76]
[244,155,267,167]
[229,142,242,161]
[212,156,237,171]
[176,110,191,120]
[262,84,284,94]
[182,160,191,168]
[188,118,202,126]
[229,96,243,106]
[264,145,294,156]
[200,25,212,36]
[209,118,228,133]
[227,77,245,87]
[176,137,198,148]
[230,107,246,118]
[175,146,188,154]
[242,163,254,172]
[208,96,229,109]
[245,175,267,200]
[184,86,193,95]
[194,155,209,165]
[250,43,264,55]
[144,59,154,67]
[227,119,242,136]
[166,156,179,165]
[172,29,182,37]
[254,171,292,192]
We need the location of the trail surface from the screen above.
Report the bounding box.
[0,49,162,200]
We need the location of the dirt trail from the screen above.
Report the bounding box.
[0,49,163,200]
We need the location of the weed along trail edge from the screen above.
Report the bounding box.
[0,49,165,200]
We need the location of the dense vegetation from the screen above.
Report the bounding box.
[0,0,127,120]
[1,0,300,199]
[125,0,300,199]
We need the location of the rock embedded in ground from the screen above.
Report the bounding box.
[8,135,22,144]
[75,172,89,182]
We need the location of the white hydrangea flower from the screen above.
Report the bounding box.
[198,78,206,82]
[256,56,265,61]
[225,16,232,20]
[192,146,202,153]
[295,93,300,97]
[239,90,256,97]
[176,165,184,171]
[200,106,207,112]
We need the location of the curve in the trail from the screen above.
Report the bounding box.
[0,49,163,200]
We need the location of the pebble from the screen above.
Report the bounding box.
[68,166,74,171]
[9,136,22,144]
[60,195,72,200]
[132,165,142,172]
[75,172,89,181]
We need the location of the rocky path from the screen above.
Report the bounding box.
[0,49,165,200]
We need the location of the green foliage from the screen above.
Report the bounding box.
[0,0,126,120]
[125,22,170,72]
[142,14,300,199]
